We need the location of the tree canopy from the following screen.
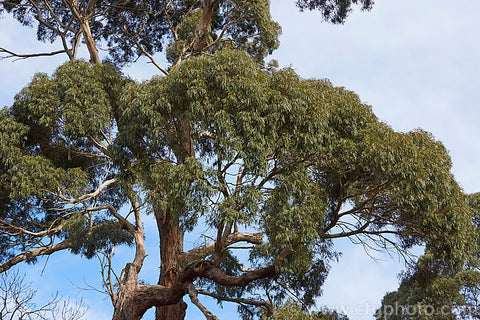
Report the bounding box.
[0,1,477,320]
[376,193,480,320]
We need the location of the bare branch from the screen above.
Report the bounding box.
[97,247,119,305]
[187,282,219,320]
[57,178,117,204]
[86,204,136,234]
[0,239,72,273]
[179,232,263,266]
[0,47,67,61]
[124,27,169,76]
[0,270,87,320]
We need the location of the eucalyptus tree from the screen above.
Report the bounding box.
[0,1,475,320]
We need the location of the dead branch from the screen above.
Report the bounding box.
[0,239,72,273]
[0,47,67,61]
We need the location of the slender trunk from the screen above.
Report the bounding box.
[155,208,187,320]
[80,19,101,64]
[192,0,219,53]
[65,0,101,64]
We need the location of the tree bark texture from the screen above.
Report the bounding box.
[155,208,186,320]
[111,259,276,320]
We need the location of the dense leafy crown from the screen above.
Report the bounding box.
[1,1,477,318]
[0,0,281,65]
[0,48,474,317]
[0,61,131,259]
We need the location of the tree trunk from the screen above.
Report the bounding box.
[112,263,190,320]
[153,110,193,320]
[192,0,220,53]
[65,0,101,64]
[80,19,101,64]
[155,208,187,320]
[112,263,143,320]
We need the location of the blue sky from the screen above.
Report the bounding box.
[1,1,480,319]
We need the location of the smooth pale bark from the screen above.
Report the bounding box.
[80,20,101,64]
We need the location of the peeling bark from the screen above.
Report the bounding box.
[192,0,220,53]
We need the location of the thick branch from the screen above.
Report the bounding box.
[199,262,276,287]
[63,0,101,63]
[192,0,219,53]
[129,198,146,269]
[146,247,279,319]
[179,232,263,266]
[0,239,72,273]
[114,258,278,319]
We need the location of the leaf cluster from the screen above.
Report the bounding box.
[0,61,132,261]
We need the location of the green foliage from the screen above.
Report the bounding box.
[166,9,203,63]
[296,0,374,24]
[0,46,475,318]
[375,254,463,320]
[215,0,281,60]
[266,303,313,320]
[114,49,474,310]
[64,214,133,259]
[1,1,475,319]
[263,303,349,320]
[0,0,372,66]
[377,193,480,320]
[0,61,132,262]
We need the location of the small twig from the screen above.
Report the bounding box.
[275,280,311,315]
